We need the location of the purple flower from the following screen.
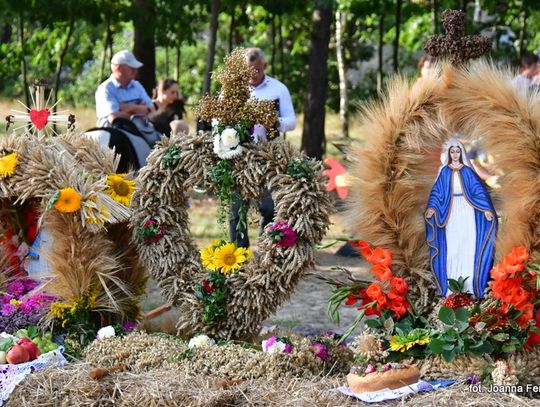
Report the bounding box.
[263,336,277,351]
[1,295,14,304]
[7,281,25,297]
[21,278,39,292]
[122,321,137,331]
[467,375,480,384]
[312,342,329,361]
[1,303,17,316]
[283,343,293,354]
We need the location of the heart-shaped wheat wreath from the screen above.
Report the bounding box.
[130,49,332,340]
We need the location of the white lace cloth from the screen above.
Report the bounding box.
[337,380,439,403]
[0,348,67,405]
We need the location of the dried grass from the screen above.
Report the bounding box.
[8,363,539,407]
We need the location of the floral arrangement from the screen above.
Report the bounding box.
[196,240,252,324]
[0,278,57,334]
[136,218,166,245]
[261,336,293,354]
[265,220,297,248]
[105,174,135,206]
[327,241,540,366]
[0,151,19,177]
[327,240,411,340]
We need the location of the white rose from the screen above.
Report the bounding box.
[220,127,240,149]
[211,118,220,127]
[96,325,116,340]
[188,334,215,349]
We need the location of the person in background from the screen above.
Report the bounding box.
[514,51,539,90]
[95,50,155,127]
[150,78,189,136]
[411,54,436,93]
[229,47,296,248]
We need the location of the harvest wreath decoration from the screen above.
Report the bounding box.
[131,49,332,340]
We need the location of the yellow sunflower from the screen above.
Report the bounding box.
[200,245,217,271]
[212,243,251,275]
[54,187,82,213]
[106,174,135,206]
[0,152,19,177]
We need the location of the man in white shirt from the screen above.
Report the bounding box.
[230,48,297,247]
[95,50,156,128]
[513,51,539,91]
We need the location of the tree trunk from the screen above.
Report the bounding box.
[377,15,384,93]
[175,45,181,83]
[133,0,156,96]
[433,0,438,34]
[0,24,11,44]
[99,21,112,83]
[18,12,29,108]
[393,0,402,73]
[278,14,284,79]
[270,13,276,77]
[53,19,75,105]
[165,44,169,77]
[301,3,332,160]
[518,7,527,59]
[335,10,348,139]
[203,0,220,95]
[228,9,235,52]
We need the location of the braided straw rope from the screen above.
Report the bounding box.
[131,131,331,340]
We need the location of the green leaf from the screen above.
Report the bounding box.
[501,343,516,353]
[491,333,510,342]
[442,343,455,351]
[365,319,382,329]
[442,350,457,362]
[428,338,445,353]
[0,338,13,353]
[27,326,39,339]
[46,190,60,211]
[455,307,471,322]
[438,307,456,325]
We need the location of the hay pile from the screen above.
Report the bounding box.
[8,364,539,406]
[82,332,353,380]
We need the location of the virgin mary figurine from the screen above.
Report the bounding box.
[425,139,497,298]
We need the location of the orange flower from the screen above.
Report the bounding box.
[515,303,534,329]
[368,247,392,268]
[373,264,393,281]
[389,301,408,318]
[366,283,387,307]
[490,263,509,281]
[390,277,408,295]
[509,246,529,263]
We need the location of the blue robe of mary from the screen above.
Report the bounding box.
[425,165,497,298]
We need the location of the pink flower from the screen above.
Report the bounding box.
[312,342,329,361]
[283,343,293,353]
[365,364,377,375]
[267,220,297,248]
[7,281,25,297]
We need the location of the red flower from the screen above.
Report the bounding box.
[350,240,373,258]
[366,283,387,307]
[367,247,392,268]
[525,310,540,349]
[345,293,359,306]
[389,301,408,318]
[390,277,409,295]
[202,279,215,293]
[373,264,393,281]
[515,303,534,329]
[509,246,529,263]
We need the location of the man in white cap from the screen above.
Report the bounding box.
[95,50,155,127]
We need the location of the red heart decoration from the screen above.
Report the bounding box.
[29,109,50,130]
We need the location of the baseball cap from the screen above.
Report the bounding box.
[111,50,143,69]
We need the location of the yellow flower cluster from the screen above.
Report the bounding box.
[49,302,73,327]
[0,152,19,177]
[200,240,252,275]
[105,174,135,206]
